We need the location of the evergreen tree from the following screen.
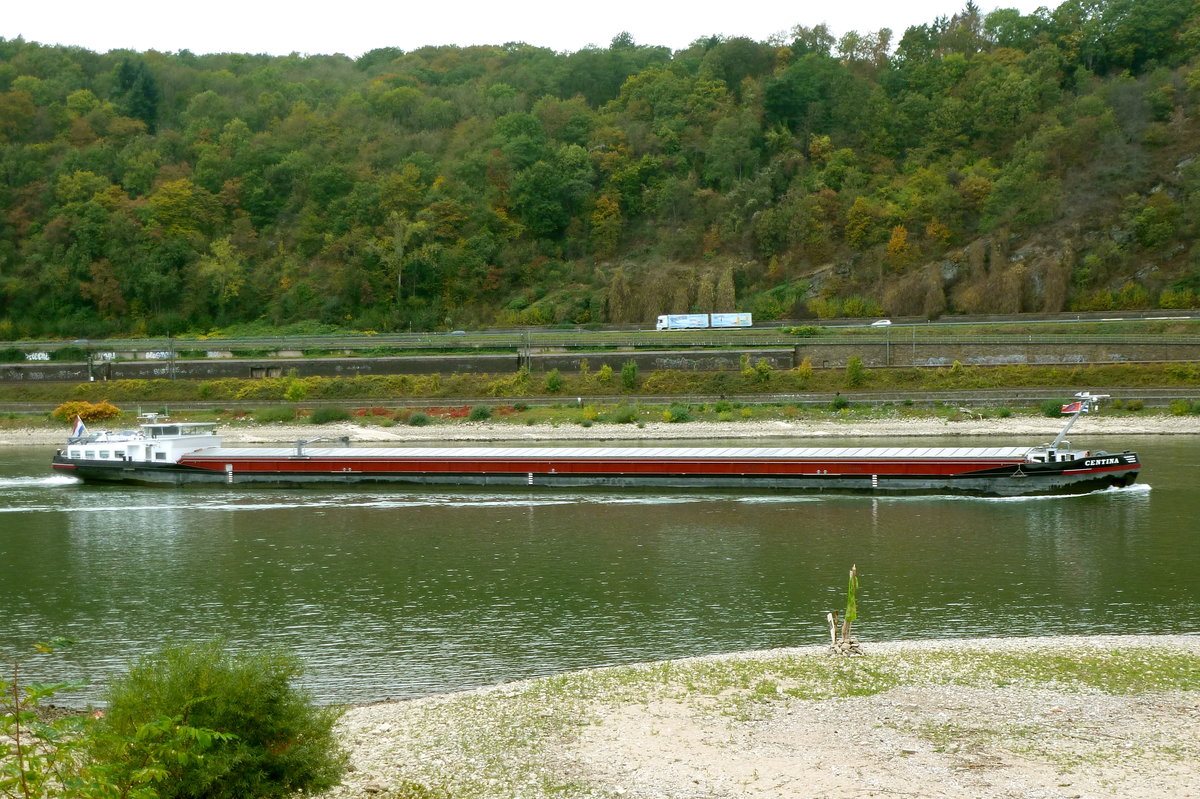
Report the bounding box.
[114,57,160,132]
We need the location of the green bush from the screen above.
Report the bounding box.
[831,394,849,410]
[408,411,430,426]
[485,367,531,397]
[845,355,867,388]
[0,346,24,362]
[468,405,492,421]
[284,379,308,402]
[2,638,235,799]
[621,360,638,390]
[609,404,639,424]
[1041,398,1071,418]
[752,358,773,383]
[255,405,297,423]
[543,368,563,393]
[310,406,351,424]
[663,403,692,423]
[94,641,346,799]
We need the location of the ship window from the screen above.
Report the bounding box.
[85,449,95,458]
[155,452,166,460]
[69,449,80,458]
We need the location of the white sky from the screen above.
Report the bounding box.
[5,0,1052,57]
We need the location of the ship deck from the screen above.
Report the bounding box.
[183,444,1033,462]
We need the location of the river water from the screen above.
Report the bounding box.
[0,436,1194,704]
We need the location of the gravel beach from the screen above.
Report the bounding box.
[321,636,1200,799]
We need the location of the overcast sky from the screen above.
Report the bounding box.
[6,0,1052,57]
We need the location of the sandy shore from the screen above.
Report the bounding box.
[321,635,1200,799]
[5,413,1200,448]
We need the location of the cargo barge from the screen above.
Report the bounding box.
[51,394,1140,497]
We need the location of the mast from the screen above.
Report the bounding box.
[1050,392,1108,449]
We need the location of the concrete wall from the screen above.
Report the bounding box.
[795,341,1200,368]
[0,354,521,382]
[531,350,794,373]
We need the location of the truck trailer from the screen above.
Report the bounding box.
[655,312,753,330]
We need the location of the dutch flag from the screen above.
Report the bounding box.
[71,415,87,438]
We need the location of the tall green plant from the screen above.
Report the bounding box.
[842,564,859,643]
[845,356,867,388]
[826,565,862,654]
[93,641,346,799]
[621,360,638,391]
[2,640,229,799]
[1,640,86,799]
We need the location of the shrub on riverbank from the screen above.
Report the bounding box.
[2,640,345,799]
[1041,398,1072,417]
[95,641,347,799]
[254,405,297,423]
[310,406,351,424]
[51,399,122,423]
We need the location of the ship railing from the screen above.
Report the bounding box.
[292,435,352,457]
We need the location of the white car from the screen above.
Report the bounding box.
[870,319,892,327]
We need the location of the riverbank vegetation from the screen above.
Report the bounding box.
[3,1,1200,340]
[1,640,346,799]
[4,360,1198,406]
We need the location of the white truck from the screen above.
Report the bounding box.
[655,312,753,330]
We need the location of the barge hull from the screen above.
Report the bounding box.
[52,456,1139,497]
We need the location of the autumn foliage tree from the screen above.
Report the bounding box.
[1,2,1200,339]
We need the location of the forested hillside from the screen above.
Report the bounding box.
[1,0,1199,338]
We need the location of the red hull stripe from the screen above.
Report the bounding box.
[181,456,1041,478]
